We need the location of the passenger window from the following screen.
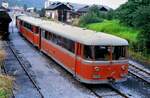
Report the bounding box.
[35,27,39,34]
[41,30,45,38]
[45,31,52,40]
[20,21,23,25]
[23,22,32,31]
[41,30,75,53]
[84,46,93,60]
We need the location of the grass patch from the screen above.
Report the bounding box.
[0,75,13,98]
[85,20,139,44]
[0,50,5,67]
[0,50,13,98]
[129,50,150,65]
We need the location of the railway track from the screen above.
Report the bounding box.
[129,64,150,84]
[129,63,150,84]
[5,41,44,98]
[85,84,129,98]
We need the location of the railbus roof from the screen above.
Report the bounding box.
[18,15,128,46]
[18,15,44,26]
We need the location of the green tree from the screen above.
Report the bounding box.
[105,10,115,20]
[115,0,150,53]
[79,5,102,25]
[34,8,37,13]
[23,4,27,11]
[133,5,150,53]
[115,0,150,26]
[38,8,45,17]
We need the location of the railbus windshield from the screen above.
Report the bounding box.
[84,46,127,61]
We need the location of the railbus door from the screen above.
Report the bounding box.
[75,43,82,77]
[39,28,42,50]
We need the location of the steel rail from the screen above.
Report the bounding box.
[6,41,44,98]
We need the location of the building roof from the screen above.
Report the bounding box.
[65,2,87,11]
[2,0,7,3]
[77,5,90,13]
[0,6,6,11]
[18,15,128,46]
[77,5,112,13]
[0,0,2,5]
[45,2,71,10]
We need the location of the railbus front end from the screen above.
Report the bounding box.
[75,45,128,84]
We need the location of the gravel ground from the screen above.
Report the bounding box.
[114,74,150,98]
[2,42,41,98]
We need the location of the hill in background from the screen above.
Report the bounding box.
[8,0,44,8]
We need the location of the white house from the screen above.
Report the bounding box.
[45,2,71,22]
[27,7,35,13]
[2,0,8,8]
[45,0,52,9]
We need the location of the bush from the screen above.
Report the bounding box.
[132,5,150,53]
[0,75,13,98]
[79,5,103,26]
[105,10,115,20]
[79,13,102,26]
[38,8,45,17]
[129,49,150,65]
[115,0,150,54]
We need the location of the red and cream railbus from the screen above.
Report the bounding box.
[16,15,129,84]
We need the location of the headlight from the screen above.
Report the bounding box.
[121,65,126,71]
[94,66,100,72]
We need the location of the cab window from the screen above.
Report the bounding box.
[94,46,110,61]
[112,46,127,60]
[84,45,110,61]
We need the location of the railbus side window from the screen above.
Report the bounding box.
[84,46,94,60]
[61,37,75,53]
[23,22,32,31]
[35,27,39,34]
[68,39,75,53]
[50,33,75,53]
[20,21,23,25]
[112,46,126,60]
[45,31,48,40]
[47,32,51,40]
[41,30,45,38]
